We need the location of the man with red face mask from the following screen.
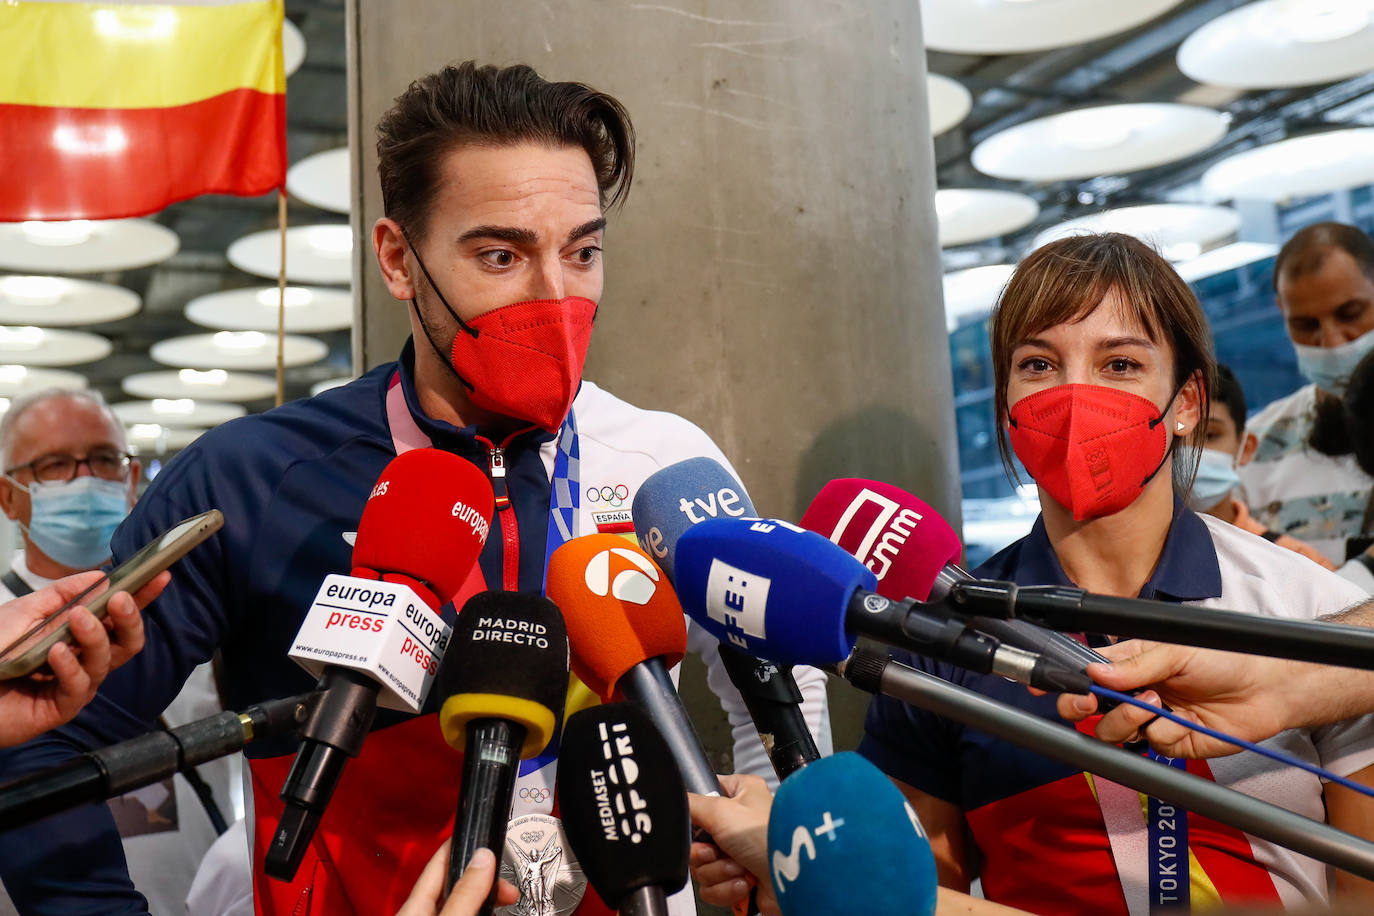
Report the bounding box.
[0,62,831,916]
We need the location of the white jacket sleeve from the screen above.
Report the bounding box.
[687,618,833,789]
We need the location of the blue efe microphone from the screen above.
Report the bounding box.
[633,458,822,781]
[767,752,937,916]
[675,517,1092,693]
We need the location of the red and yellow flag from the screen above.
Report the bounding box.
[0,0,287,221]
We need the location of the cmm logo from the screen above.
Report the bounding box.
[583,547,660,605]
[824,489,922,581]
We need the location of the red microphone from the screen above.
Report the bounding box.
[267,448,495,881]
[800,479,1106,672]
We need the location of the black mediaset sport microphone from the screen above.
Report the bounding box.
[632,457,820,781]
[437,591,569,905]
[557,703,690,916]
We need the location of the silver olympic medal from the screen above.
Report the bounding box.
[496,813,587,916]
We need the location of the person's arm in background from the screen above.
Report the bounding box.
[0,571,167,748]
[0,447,232,915]
[1059,599,1374,757]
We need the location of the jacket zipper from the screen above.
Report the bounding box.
[477,436,521,592]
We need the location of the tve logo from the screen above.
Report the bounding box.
[676,487,747,524]
[772,810,846,894]
[584,547,660,605]
[704,558,770,647]
[824,489,922,581]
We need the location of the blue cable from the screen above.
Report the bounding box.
[1090,685,1374,801]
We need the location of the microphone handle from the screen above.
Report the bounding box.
[619,660,721,797]
[619,885,670,916]
[446,718,527,906]
[716,644,820,781]
[0,757,104,830]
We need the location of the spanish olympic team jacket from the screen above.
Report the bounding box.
[0,341,832,915]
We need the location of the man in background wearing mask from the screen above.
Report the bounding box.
[1194,365,1336,569]
[1238,222,1374,565]
[0,388,233,916]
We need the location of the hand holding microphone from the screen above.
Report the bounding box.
[688,774,778,916]
[395,843,518,916]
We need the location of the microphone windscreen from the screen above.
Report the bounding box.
[767,752,937,916]
[674,518,874,667]
[800,479,961,602]
[631,457,756,584]
[557,702,690,904]
[351,448,495,608]
[436,591,568,758]
[546,535,687,702]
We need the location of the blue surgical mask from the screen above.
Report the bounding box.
[1184,446,1240,512]
[1293,327,1374,396]
[12,476,130,570]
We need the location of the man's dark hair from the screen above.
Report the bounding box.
[1211,364,1247,435]
[1345,349,1374,477]
[1273,222,1374,292]
[376,61,635,239]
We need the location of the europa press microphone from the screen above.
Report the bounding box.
[436,591,569,905]
[632,457,821,780]
[799,478,1109,674]
[265,448,495,880]
[673,517,1090,693]
[557,703,690,916]
[766,752,937,916]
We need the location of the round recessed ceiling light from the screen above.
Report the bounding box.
[920,0,1186,54]
[185,285,351,333]
[310,376,355,397]
[286,147,349,214]
[227,224,352,285]
[936,189,1039,248]
[112,399,247,428]
[0,219,179,274]
[121,369,277,402]
[1201,129,1374,203]
[927,75,972,137]
[0,365,86,396]
[150,332,328,370]
[0,327,112,366]
[0,275,140,326]
[1178,0,1374,88]
[1031,204,1242,261]
[126,424,206,453]
[973,104,1228,183]
[283,17,306,77]
[943,265,1017,331]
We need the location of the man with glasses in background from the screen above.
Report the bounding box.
[0,388,234,916]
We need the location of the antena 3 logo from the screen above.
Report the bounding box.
[826,489,922,581]
[452,500,490,544]
[583,547,659,605]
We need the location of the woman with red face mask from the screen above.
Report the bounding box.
[858,233,1374,914]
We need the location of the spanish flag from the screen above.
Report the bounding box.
[0,0,287,221]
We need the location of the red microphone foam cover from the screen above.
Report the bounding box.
[800,479,962,602]
[350,448,495,609]
[546,534,687,702]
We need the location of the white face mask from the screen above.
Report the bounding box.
[1182,446,1240,512]
[1293,326,1374,395]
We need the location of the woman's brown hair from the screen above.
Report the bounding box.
[989,232,1217,492]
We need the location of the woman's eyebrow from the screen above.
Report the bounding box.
[1099,336,1154,349]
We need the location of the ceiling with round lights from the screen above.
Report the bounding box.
[0,219,179,273]
[122,369,277,403]
[971,104,1228,183]
[286,147,349,214]
[1178,0,1374,89]
[151,332,329,371]
[0,276,140,326]
[0,366,86,397]
[920,0,1186,54]
[112,399,247,428]
[0,328,112,367]
[185,286,352,333]
[943,265,1016,331]
[936,189,1039,248]
[227,224,352,285]
[127,425,207,454]
[927,75,972,137]
[1201,129,1374,203]
[1031,204,1242,262]
[282,17,306,77]
[310,376,354,397]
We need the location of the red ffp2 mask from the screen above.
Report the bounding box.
[1008,383,1174,521]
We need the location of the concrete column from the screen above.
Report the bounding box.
[348,1,959,755]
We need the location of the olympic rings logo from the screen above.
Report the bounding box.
[586,483,630,508]
[519,787,552,803]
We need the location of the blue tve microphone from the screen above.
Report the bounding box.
[767,752,937,916]
[633,459,821,780]
[674,518,1091,693]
